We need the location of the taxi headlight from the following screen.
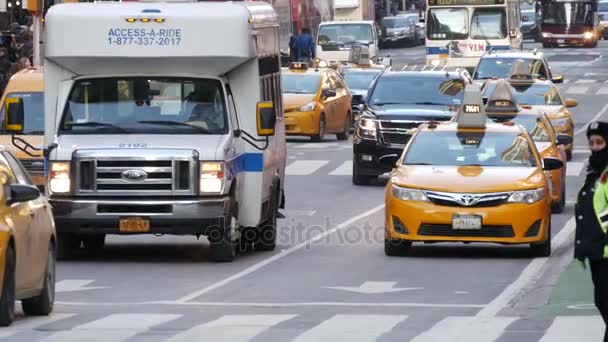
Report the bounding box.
[584,31,594,40]
[200,161,225,195]
[392,185,430,202]
[357,117,377,140]
[49,162,71,194]
[550,117,570,127]
[299,101,317,112]
[507,188,545,204]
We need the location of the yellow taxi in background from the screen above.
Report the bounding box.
[482,61,577,160]
[281,62,352,141]
[484,80,571,213]
[0,147,55,326]
[0,68,44,187]
[384,84,562,257]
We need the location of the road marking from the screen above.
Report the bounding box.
[566,162,585,177]
[574,79,596,84]
[411,317,517,342]
[293,143,339,149]
[292,314,407,342]
[0,314,76,340]
[38,314,181,342]
[329,161,352,176]
[285,160,328,175]
[324,281,423,294]
[166,315,295,342]
[597,87,608,95]
[283,210,317,217]
[572,149,589,154]
[539,316,605,342]
[574,104,608,136]
[565,86,589,95]
[474,217,576,319]
[175,203,386,303]
[56,279,110,293]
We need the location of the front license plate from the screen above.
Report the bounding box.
[452,215,482,230]
[119,218,150,233]
[557,39,565,43]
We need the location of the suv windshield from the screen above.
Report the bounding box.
[471,8,507,39]
[0,92,43,134]
[484,83,562,106]
[59,77,228,135]
[369,76,465,107]
[404,131,537,167]
[318,24,374,46]
[282,74,321,94]
[542,2,594,26]
[427,8,468,40]
[382,16,415,28]
[342,70,381,90]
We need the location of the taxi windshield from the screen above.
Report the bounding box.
[281,74,321,94]
[404,131,538,167]
[497,116,552,143]
[0,92,43,134]
[370,76,465,107]
[484,83,562,106]
[342,70,381,90]
[474,58,533,80]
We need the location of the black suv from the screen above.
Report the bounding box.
[352,69,470,185]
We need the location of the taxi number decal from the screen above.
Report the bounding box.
[107,28,182,46]
[464,104,480,113]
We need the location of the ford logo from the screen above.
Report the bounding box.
[121,169,148,182]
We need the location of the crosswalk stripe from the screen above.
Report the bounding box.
[0,314,76,340]
[597,87,608,95]
[166,314,295,342]
[574,79,597,84]
[291,314,407,342]
[539,316,605,342]
[37,314,181,342]
[565,86,589,94]
[566,161,585,177]
[329,161,353,176]
[286,160,328,175]
[410,317,516,342]
[292,143,340,149]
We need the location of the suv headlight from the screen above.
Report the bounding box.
[507,188,545,204]
[299,101,316,112]
[357,117,377,140]
[550,117,570,127]
[392,185,430,202]
[49,162,71,194]
[200,162,225,195]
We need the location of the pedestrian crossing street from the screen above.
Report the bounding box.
[1,312,604,342]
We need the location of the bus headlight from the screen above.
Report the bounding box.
[584,31,594,40]
[49,162,71,194]
[507,188,545,204]
[200,162,225,194]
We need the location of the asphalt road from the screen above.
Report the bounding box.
[5,41,608,342]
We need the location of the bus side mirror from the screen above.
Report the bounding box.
[256,101,276,137]
[5,97,24,134]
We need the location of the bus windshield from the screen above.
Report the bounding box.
[427,8,469,40]
[318,24,374,46]
[541,2,594,26]
[600,2,608,11]
[471,8,507,39]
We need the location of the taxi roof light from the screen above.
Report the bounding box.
[509,60,535,86]
[486,80,519,114]
[456,84,487,129]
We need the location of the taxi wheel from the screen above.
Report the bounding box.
[57,233,81,260]
[22,242,55,316]
[552,187,566,214]
[531,222,552,257]
[311,115,326,142]
[384,238,412,257]
[256,188,279,252]
[336,113,351,141]
[209,206,237,262]
[0,246,15,327]
[566,149,573,161]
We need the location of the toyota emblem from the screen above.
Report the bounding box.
[459,194,479,206]
[121,169,148,182]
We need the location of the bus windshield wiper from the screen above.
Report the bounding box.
[475,15,492,49]
[137,120,210,133]
[66,121,127,132]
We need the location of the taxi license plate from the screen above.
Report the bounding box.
[119,218,150,233]
[452,215,482,230]
[557,39,565,44]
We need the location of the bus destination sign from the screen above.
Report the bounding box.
[428,0,504,6]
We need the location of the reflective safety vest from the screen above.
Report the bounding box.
[592,171,608,258]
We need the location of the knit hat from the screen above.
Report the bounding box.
[586,121,608,140]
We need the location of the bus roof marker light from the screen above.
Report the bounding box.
[126,18,136,23]
[141,18,151,23]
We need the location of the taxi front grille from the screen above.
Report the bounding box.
[425,191,511,207]
[418,224,515,238]
[428,197,507,207]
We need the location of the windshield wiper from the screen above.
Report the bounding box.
[405,162,432,165]
[66,121,127,132]
[137,120,210,133]
[373,102,405,106]
[475,15,492,49]
[413,102,447,106]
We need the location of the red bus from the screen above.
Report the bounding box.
[539,0,601,47]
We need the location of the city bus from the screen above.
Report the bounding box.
[425,0,523,70]
[539,0,601,47]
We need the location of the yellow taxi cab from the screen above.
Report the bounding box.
[0,68,44,187]
[384,84,563,257]
[281,62,352,141]
[482,61,577,160]
[0,146,56,326]
[483,80,571,213]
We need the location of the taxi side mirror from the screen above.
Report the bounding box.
[5,97,24,133]
[543,157,564,171]
[7,184,40,206]
[256,101,276,137]
[552,75,564,84]
[565,99,578,108]
[379,154,400,168]
[322,89,337,98]
[556,134,573,146]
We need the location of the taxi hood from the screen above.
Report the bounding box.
[530,105,564,115]
[369,104,455,122]
[284,94,317,110]
[392,165,545,193]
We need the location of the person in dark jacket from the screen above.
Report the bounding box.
[288,35,297,62]
[293,28,315,62]
[575,121,608,342]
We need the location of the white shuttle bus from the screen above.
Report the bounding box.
[6,1,287,262]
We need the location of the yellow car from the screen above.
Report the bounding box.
[0,68,44,187]
[282,63,352,141]
[0,148,56,326]
[482,65,577,160]
[483,80,571,213]
[384,85,562,257]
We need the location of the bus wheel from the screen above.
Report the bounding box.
[209,207,237,262]
[256,187,279,252]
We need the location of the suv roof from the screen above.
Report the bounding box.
[399,64,472,80]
